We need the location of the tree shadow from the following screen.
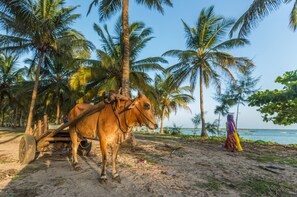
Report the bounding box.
[0,134,22,145]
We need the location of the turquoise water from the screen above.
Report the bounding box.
[181,129,297,145]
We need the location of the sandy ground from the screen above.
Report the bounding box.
[0,128,297,197]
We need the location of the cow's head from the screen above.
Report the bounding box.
[129,92,158,130]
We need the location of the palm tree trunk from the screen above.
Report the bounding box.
[121,0,136,146]
[14,106,18,127]
[1,108,3,127]
[200,67,207,137]
[55,97,60,125]
[19,110,23,127]
[160,107,166,134]
[236,102,240,130]
[121,0,130,97]
[25,51,45,134]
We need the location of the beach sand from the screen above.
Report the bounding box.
[0,128,297,197]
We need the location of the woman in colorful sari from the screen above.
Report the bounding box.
[224,114,243,152]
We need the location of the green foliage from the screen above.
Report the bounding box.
[230,0,297,38]
[239,177,293,197]
[163,124,182,135]
[163,6,254,137]
[205,120,219,135]
[249,70,297,125]
[191,114,201,129]
[80,20,166,97]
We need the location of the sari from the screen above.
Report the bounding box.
[224,114,243,152]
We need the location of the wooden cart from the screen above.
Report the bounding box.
[18,92,128,164]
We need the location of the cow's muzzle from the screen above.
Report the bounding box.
[154,124,158,129]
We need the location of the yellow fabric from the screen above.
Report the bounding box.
[234,131,243,151]
[231,122,243,151]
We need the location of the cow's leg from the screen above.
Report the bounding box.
[69,127,81,170]
[111,143,120,182]
[99,138,108,181]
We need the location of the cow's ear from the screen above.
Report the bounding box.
[128,99,138,109]
[138,90,144,98]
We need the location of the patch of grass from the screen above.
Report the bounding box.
[244,152,297,165]
[118,162,132,168]
[254,140,276,145]
[12,174,21,180]
[288,144,297,148]
[134,153,158,164]
[239,177,293,197]
[198,176,223,191]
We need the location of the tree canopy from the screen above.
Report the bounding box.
[248,70,297,125]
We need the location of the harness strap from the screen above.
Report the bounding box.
[112,100,130,134]
[135,105,156,126]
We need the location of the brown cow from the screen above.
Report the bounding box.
[68,92,158,181]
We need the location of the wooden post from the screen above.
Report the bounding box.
[43,115,48,133]
[37,120,42,137]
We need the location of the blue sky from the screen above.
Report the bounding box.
[64,0,297,129]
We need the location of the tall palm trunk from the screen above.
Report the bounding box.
[1,108,4,127]
[121,0,137,146]
[55,97,60,125]
[200,67,207,137]
[236,101,240,130]
[160,107,166,134]
[121,0,130,97]
[14,106,18,127]
[25,51,45,134]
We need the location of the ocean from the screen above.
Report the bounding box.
[181,129,297,145]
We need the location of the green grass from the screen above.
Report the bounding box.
[198,176,223,191]
[244,152,297,165]
[239,177,293,197]
[133,153,159,164]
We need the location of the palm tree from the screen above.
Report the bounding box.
[163,6,254,137]
[79,20,166,98]
[37,57,77,124]
[0,53,23,107]
[0,0,92,133]
[230,0,297,37]
[88,0,173,97]
[0,53,27,126]
[154,73,194,134]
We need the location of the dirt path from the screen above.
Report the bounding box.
[0,128,297,197]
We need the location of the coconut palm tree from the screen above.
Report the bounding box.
[0,0,92,133]
[163,6,254,137]
[154,73,194,134]
[36,57,76,124]
[0,53,27,126]
[230,0,297,38]
[0,53,24,107]
[88,0,173,97]
[79,20,166,98]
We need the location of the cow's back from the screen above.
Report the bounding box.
[68,103,101,139]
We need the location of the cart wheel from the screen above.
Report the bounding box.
[19,134,36,164]
[78,140,92,156]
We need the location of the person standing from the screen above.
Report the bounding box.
[224,114,243,152]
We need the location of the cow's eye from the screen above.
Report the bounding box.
[144,103,150,110]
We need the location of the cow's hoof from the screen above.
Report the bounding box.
[112,174,121,183]
[99,175,107,183]
[73,163,82,171]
